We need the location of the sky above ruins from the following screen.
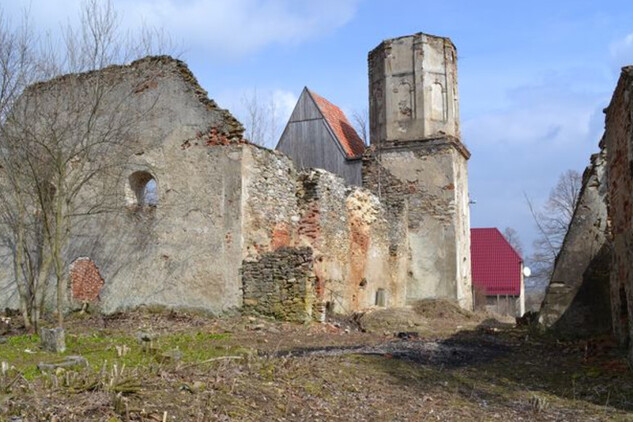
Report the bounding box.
[4,0,633,257]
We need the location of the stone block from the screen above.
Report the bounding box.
[37,355,87,371]
[40,327,66,353]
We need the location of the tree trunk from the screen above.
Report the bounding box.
[13,197,32,331]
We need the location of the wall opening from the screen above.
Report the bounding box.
[127,171,158,207]
[325,301,334,314]
[375,288,386,307]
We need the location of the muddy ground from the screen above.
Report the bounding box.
[1,301,632,421]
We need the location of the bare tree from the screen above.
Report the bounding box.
[526,169,582,288]
[502,227,523,257]
[0,9,35,122]
[351,108,369,145]
[0,8,42,331]
[240,89,281,148]
[0,0,172,330]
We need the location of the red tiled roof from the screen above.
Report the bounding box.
[308,89,366,159]
[470,228,522,296]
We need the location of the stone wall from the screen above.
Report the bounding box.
[0,51,472,322]
[366,32,472,309]
[538,150,611,336]
[296,169,407,314]
[242,247,315,322]
[544,66,633,360]
[0,56,247,315]
[240,148,407,319]
[240,145,299,258]
[604,67,633,357]
[362,139,472,308]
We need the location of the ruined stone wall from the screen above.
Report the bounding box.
[242,247,315,322]
[239,147,408,319]
[605,67,633,355]
[0,56,247,315]
[538,150,611,336]
[92,143,245,314]
[362,139,472,308]
[0,53,456,321]
[240,145,299,257]
[295,170,407,314]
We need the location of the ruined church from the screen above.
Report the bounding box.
[0,32,472,321]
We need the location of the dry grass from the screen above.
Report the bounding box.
[0,306,632,421]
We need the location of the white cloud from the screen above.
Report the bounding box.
[464,71,610,257]
[463,75,606,149]
[271,89,297,126]
[5,0,361,58]
[464,104,595,148]
[610,32,633,71]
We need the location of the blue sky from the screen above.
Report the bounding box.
[5,0,633,256]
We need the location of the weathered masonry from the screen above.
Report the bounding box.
[0,31,473,320]
[363,33,472,309]
[604,67,633,360]
[539,67,633,364]
[538,150,611,336]
[278,32,473,309]
[0,56,407,319]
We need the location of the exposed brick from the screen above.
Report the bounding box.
[271,222,291,250]
[70,257,104,303]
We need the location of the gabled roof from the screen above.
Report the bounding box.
[470,228,522,296]
[306,89,366,159]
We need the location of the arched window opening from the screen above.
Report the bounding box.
[144,178,158,206]
[127,171,158,207]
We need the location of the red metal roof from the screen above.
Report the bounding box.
[308,89,366,159]
[470,228,522,296]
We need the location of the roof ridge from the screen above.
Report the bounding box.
[305,88,365,159]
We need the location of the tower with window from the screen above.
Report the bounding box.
[364,32,472,308]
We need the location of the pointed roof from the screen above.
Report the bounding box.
[470,228,523,296]
[306,89,366,159]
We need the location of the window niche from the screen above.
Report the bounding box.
[126,171,158,208]
[375,288,387,307]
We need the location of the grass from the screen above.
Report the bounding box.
[1,331,238,372]
[1,310,633,421]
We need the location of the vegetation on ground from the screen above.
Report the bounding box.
[0,305,631,421]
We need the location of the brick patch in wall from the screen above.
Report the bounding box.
[70,257,105,302]
[298,203,320,242]
[271,222,292,250]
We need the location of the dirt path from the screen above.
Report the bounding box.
[275,335,511,368]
